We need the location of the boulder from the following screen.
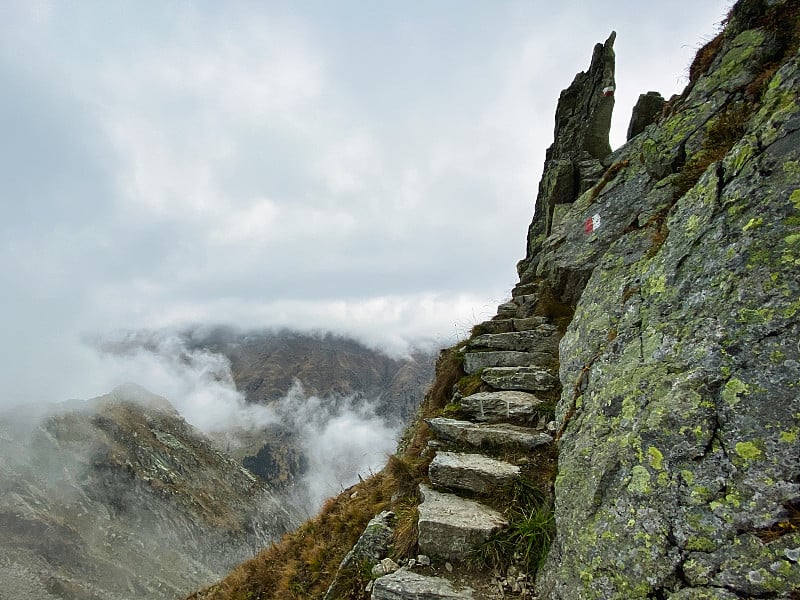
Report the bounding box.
[416,485,507,561]
[426,418,553,450]
[371,570,474,599]
[459,391,546,424]
[429,451,520,494]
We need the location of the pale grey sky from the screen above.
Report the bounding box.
[0,1,730,406]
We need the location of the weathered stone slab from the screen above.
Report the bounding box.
[471,319,514,335]
[464,351,552,374]
[426,418,553,450]
[469,327,560,354]
[417,485,507,561]
[511,316,550,330]
[429,452,520,494]
[480,366,559,392]
[511,282,540,296]
[460,390,544,424]
[371,569,474,599]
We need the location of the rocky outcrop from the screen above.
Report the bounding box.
[518,31,616,282]
[323,511,397,600]
[626,91,665,140]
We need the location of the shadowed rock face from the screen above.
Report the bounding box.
[0,384,296,600]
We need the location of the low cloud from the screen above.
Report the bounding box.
[92,331,401,513]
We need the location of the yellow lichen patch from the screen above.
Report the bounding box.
[647,446,664,470]
[791,189,800,210]
[722,378,750,407]
[735,440,764,461]
[743,217,764,231]
[627,465,651,494]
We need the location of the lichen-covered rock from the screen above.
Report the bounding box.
[533,4,800,597]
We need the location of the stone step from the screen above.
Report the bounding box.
[370,570,474,599]
[480,366,559,392]
[429,451,520,494]
[426,417,553,451]
[416,485,507,562]
[468,327,560,353]
[463,350,554,374]
[471,316,550,336]
[511,281,541,297]
[495,294,538,319]
[460,390,546,425]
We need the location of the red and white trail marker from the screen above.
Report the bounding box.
[602,85,615,97]
[584,213,602,234]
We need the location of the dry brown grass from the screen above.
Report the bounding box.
[589,160,629,203]
[689,32,725,83]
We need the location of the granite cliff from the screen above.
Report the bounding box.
[190,1,800,598]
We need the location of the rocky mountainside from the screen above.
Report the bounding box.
[0,384,295,600]
[189,1,799,599]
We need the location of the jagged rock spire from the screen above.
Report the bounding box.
[518,32,616,281]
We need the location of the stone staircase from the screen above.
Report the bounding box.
[364,280,564,599]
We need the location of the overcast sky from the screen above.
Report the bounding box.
[1,1,730,406]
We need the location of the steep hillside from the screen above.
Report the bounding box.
[0,384,295,600]
[189,1,800,598]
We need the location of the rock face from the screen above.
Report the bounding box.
[520,2,800,597]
